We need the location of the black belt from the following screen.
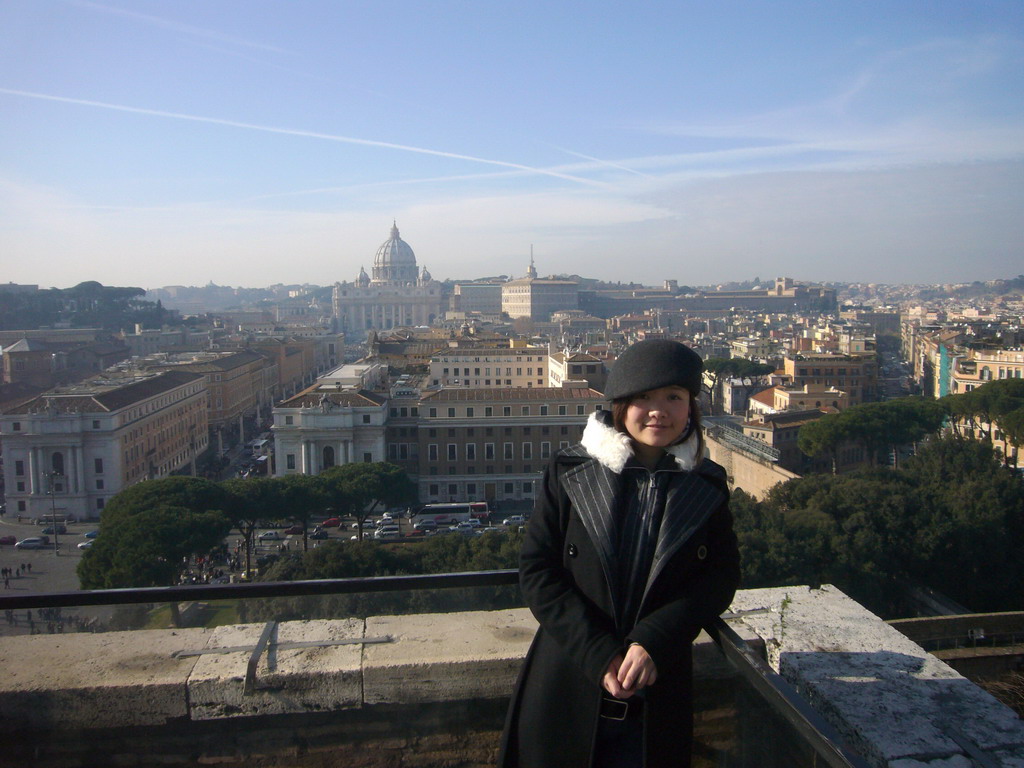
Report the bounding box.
[600,696,643,721]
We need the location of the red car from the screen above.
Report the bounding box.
[284,525,304,535]
[0,535,16,546]
[321,517,342,528]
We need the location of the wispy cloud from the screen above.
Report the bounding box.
[0,88,606,188]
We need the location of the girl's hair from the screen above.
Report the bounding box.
[610,390,705,460]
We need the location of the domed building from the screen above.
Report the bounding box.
[332,223,444,339]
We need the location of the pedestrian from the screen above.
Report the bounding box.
[499,339,740,768]
[27,563,31,573]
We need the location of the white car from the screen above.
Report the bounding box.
[503,515,527,526]
[257,530,281,541]
[15,537,46,550]
[77,540,93,550]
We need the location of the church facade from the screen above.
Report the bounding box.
[331,224,445,339]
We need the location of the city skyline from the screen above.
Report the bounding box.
[2,1,1022,290]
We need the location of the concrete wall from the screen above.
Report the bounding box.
[706,434,800,499]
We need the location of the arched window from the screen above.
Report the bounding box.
[322,446,335,469]
[981,366,992,381]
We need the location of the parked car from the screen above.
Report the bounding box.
[350,520,375,530]
[450,522,480,535]
[77,540,93,550]
[309,529,329,540]
[502,515,527,526]
[373,528,401,540]
[284,525,305,535]
[257,530,281,541]
[0,535,17,545]
[84,530,100,539]
[42,524,67,535]
[15,537,46,550]
[321,517,342,528]
[413,520,438,531]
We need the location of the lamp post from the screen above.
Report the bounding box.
[44,470,63,556]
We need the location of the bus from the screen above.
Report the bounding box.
[411,502,490,526]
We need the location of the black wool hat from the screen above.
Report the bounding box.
[604,339,703,400]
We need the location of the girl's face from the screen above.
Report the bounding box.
[624,385,691,462]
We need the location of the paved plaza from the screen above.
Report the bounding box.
[0,516,102,636]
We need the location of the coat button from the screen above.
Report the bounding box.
[568,543,578,557]
[697,545,708,560]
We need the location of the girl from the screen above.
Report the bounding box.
[499,339,740,768]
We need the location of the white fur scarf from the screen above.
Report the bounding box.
[580,410,700,474]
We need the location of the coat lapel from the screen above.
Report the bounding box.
[641,466,725,608]
[559,454,620,617]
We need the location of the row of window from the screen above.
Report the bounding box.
[427,404,591,418]
[428,442,554,462]
[442,366,544,376]
[426,481,534,499]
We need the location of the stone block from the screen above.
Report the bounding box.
[362,608,537,705]
[0,628,210,730]
[188,618,363,719]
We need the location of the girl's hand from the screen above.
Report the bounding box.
[617,643,657,693]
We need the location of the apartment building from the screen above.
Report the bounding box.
[428,341,550,388]
[0,370,208,521]
[416,386,604,505]
[949,347,1024,393]
[147,350,278,448]
[783,352,877,406]
[547,350,607,391]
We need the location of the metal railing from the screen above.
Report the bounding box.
[0,570,870,768]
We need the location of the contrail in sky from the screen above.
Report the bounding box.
[0,87,604,187]
[552,146,653,178]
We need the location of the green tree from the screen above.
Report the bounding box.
[319,462,416,541]
[101,476,228,525]
[275,473,326,550]
[78,505,231,626]
[221,476,282,576]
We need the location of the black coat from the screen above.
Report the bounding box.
[499,421,740,768]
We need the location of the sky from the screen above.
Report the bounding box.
[1,0,1023,290]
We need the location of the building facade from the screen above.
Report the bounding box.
[428,341,550,388]
[501,259,579,321]
[331,224,445,339]
[783,352,877,406]
[416,386,603,505]
[0,370,208,521]
[272,387,388,476]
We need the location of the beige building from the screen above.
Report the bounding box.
[783,353,877,406]
[417,386,603,505]
[0,370,208,521]
[773,384,850,412]
[949,347,1024,393]
[428,340,550,388]
[547,350,607,392]
[331,224,445,339]
[146,351,278,451]
[501,259,579,321]
[272,386,388,476]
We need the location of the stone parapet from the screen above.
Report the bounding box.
[731,585,1024,767]
[2,589,1021,766]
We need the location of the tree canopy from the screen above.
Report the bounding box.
[737,435,1024,617]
